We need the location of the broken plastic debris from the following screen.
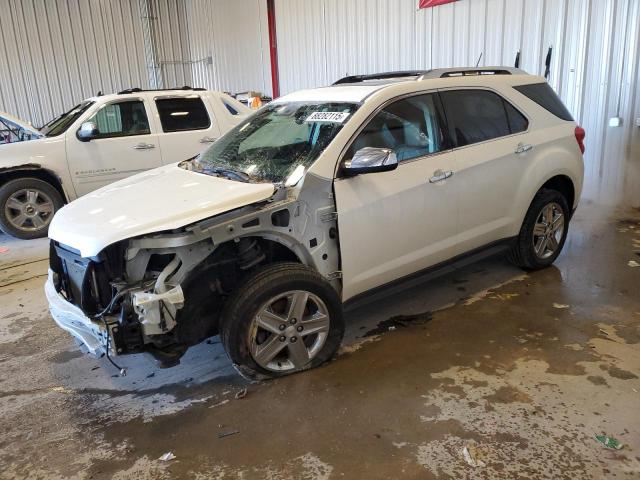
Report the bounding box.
[158,452,176,461]
[628,260,640,268]
[595,435,623,450]
[490,293,520,301]
[0,246,9,254]
[553,303,570,309]
[388,326,396,331]
[461,445,486,467]
[235,388,247,399]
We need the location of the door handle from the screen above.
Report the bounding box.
[515,143,533,154]
[132,143,155,150]
[429,169,454,183]
[199,136,217,143]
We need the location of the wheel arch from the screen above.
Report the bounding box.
[0,165,69,203]
[539,174,575,212]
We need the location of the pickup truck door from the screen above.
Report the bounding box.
[438,88,531,252]
[65,98,162,196]
[333,92,460,302]
[152,94,222,164]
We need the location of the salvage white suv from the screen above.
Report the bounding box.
[0,88,248,239]
[46,68,585,379]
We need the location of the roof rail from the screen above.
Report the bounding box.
[333,70,432,85]
[117,86,207,94]
[417,67,526,80]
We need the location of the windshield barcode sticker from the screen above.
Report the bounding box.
[305,112,350,123]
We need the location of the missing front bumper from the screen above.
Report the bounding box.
[45,270,108,356]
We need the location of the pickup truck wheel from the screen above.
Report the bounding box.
[508,189,570,270]
[0,178,63,239]
[220,262,344,380]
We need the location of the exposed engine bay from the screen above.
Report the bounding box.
[48,173,341,367]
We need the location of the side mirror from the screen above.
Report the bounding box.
[342,147,398,176]
[77,122,99,142]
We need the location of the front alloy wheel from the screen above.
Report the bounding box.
[0,178,64,239]
[250,290,331,372]
[221,262,345,379]
[5,188,55,233]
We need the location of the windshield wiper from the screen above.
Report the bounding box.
[202,166,251,182]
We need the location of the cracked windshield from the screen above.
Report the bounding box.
[188,102,359,185]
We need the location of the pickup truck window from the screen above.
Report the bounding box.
[156,97,211,132]
[347,93,448,162]
[192,102,359,184]
[440,90,528,147]
[40,101,94,137]
[86,100,150,138]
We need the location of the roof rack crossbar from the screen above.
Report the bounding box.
[333,70,432,85]
[117,86,206,94]
[417,67,526,80]
[331,66,527,86]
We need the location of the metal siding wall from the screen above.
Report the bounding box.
[275,0,640,205]
[152,0,193,88]
[185,0,272,96]
[0,0,193,127]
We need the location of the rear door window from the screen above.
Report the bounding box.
[440,90,528,147]
[155,96,211,132]
[513,82,574,121]
[347,93,449,162]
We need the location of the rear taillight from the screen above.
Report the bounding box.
[575,126,586,154]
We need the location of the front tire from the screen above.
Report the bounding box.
[220,262,345,380]
[0,178,64,239]
[508,188,570,270]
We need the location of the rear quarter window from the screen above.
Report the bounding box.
[513,83,574,121]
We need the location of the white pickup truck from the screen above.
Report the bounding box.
[0,88,249,239]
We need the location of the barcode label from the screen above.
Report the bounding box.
[305,111,350,123]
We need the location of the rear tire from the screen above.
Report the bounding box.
[220,262,344,380]
[0,178,64,239]
[508,189,570,270]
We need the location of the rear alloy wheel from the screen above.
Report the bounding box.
[532,202,565,260]
[0,178,64,239]
[221,262,344,379]
[508,189,570,270]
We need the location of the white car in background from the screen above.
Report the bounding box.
[46,67,585,379]
[0,88,250,239]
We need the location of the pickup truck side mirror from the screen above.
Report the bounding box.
[342,147,398,176]
[77,122,99,142]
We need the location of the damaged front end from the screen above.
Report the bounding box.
[46,174,341,368]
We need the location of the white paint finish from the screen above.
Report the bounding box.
[274,0,640,206]
[65,119,163,197]
[335,151,460,300]
[274,85,387,104]
[0,89,248,202]
[48,164,275,257]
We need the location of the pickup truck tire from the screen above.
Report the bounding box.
[0,178,64,240]
[508,188,570,270]
[220,262,344,380]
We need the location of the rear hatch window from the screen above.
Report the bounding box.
[513,83,574,121]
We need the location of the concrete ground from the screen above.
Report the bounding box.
[1,203,639,479]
